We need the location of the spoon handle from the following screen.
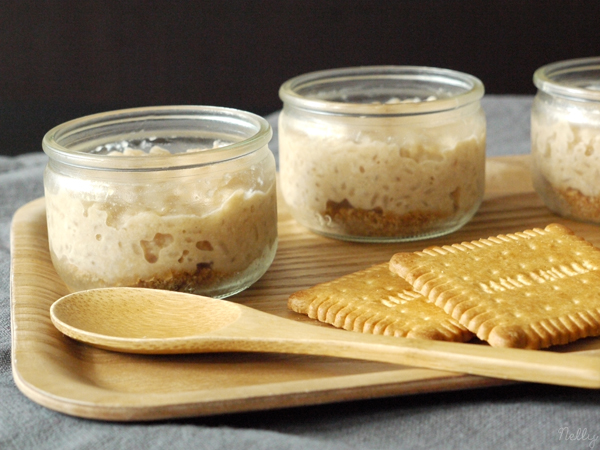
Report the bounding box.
[216,309,600,389]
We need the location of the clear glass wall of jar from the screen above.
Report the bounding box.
[531,57,600,223]
[278,66,486,242]
[43,106,278,298]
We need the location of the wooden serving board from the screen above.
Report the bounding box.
[10,155,600,421]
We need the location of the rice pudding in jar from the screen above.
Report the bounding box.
[278,66,486,242]
[42,106,277,298]
[531,57,600,223]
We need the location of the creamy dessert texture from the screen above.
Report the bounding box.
[279,114,486,238]
[532,117,600,222]
[45,146,277,296]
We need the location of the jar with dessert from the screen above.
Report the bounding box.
[278,66,486,242]
[43,106,278,298]
[531,57,600,223]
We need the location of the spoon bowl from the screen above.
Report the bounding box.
[52,288,242,339]
[50,287,600,388]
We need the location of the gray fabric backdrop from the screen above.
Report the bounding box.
[3,96,600,450]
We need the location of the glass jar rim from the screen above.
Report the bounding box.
[42,105,272,171]
[278,65,484,116]
[533,57,600,102]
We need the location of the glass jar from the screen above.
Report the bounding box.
[531,57,600,223]
[42,106,278,299]
[278,66,486,242]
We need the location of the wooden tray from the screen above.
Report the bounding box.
[11,155,600,421]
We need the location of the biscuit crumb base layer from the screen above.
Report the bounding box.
[323,199,450,238]
[58,257,232,295]
[288,263,473,342]
[555,186,600,222]
[134,265,228,292]
[535,173,600,222]
[390,223,600,349]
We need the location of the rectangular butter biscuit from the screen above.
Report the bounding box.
[390,223,600,349]
[288,263,473,342]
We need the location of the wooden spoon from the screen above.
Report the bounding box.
[50,287,600,388]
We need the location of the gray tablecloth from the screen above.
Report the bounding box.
[2,96,600,450]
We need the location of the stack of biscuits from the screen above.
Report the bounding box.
[288,223,600,349]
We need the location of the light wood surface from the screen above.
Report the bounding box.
[11,155,600,421]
